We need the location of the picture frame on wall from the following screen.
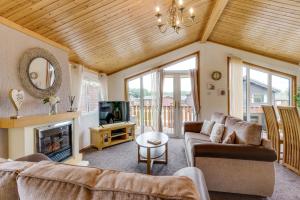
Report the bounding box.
[217,89,226,96]
[207,83,215,90]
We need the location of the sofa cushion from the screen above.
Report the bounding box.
[200,120,215,135]
[15,153,51,162]
[261,138,273,149]
[185,133,211,167]
[223,116,242,140]
[224,116,262,145]
[0,161,34,200]
[222,131,236,144]
[210,123,225,143]
[211,112,226,124]
[185,132,211,143]
[184,122,203,133]
[233,121,262,145]
[17,161,200,200]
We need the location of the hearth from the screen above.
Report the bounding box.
[35,121,72,162]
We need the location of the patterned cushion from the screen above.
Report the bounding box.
[200,120,215,136]
[210,123,225,143]
[222,131,236,144]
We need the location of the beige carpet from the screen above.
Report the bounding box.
[83,139,300,200]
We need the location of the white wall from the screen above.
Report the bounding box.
[0,24,70,158]
[108,41,300,120]
[79,112,99,149]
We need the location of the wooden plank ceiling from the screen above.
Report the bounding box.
[210,0,300,65]
[1,0,300,74]
[0,0,214,74]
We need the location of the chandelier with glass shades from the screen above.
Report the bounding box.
[155,0,196,34]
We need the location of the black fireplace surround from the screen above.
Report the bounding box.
[35,121,72,162]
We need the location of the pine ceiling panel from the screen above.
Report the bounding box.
[0,0,213,74]
[209,0,300,65]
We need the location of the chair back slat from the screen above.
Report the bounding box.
[278,106,300,175]
[262,105,280,162]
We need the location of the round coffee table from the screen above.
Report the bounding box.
[135,132,169,175]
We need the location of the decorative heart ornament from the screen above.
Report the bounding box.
[9,89,25,111]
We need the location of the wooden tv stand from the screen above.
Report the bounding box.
[90,122,135,150]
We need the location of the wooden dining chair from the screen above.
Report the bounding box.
[277,106,300,175]
[262,105,282,162]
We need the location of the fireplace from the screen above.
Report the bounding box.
[35,121,72,162]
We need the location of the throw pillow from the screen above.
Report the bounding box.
[222,131,236,144]
[200,120,215,135]
[210,123,225,143]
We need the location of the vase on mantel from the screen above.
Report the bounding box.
[49,103,58,115]
[43,95,60,115]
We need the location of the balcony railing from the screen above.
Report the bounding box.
[130,105,194,128]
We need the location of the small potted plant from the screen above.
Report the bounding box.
[43,95,60,115]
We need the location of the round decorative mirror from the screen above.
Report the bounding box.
[19,48,62,98]
[29,57,56,90]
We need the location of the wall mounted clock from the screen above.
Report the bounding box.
[211,71,222,80]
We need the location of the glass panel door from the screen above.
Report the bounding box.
[162,77,174,135]
[180,77,194,136]
[128,77,141,134]
[162,74,194,138]
[272,75,291,106]
[127,55,198,137]
[127,73,155,135]
[249,69,269,127]
[142,74,154,133]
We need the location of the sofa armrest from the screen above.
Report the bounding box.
[15,153,52,162]
[192,143,277,162]
[174,167,210,200]
[184,122,203,133]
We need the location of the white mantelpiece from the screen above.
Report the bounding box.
[0,112,87,165]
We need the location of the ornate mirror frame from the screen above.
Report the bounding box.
[19,47,62,98]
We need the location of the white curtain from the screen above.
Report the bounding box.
[69,64,84,153]
[229,57,244,119]
[69,64,84,108]
[98,73,108,101]
[190,69,200,121]
[151,69,163,132]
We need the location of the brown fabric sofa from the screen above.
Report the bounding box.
[184,113,277,197]
[0,158,210,200]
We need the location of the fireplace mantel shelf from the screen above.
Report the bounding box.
[0,112,79,128]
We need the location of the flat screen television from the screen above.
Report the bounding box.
[99,101,130,125]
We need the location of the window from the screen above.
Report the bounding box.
[80,79,101,113]
[242,63,295,129]
[252,94,265,103]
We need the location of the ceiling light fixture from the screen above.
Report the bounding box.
[155,0,196,34]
